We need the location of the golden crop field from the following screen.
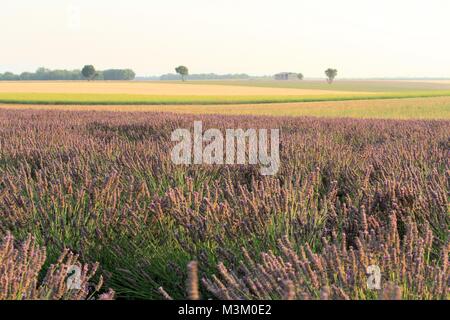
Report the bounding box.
[0,80,449,119]
[0,81,369,96]
[2,80,450,107]
[1,96,449,119]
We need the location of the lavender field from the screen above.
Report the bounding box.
[0,109,448,300]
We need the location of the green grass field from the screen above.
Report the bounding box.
[2,90,450,105]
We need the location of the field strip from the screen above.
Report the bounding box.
[2,91,450,105]
[166,79,450,92]
[399,80,450,85]
[0,81,369,96]
[1,96,449,119]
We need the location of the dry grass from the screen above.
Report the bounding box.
[1,96,449,119]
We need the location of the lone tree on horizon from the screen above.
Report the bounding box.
[325,68,338,84]
[175,66,189,81]
[81,65,96,81]
[297,73,304,80]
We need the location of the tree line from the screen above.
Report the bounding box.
[0,66,136,81]
[154,73,250,81]
[171,65,339,83]
[0,65,338,83]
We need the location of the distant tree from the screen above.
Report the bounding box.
[36,67,50,74]
[2,67,134,81]
[325,68,338,84]
[81,65,96,81]
[158,73,250,81]
[123,69,136,80]
[175,66,189,81]
[35,67,51,80]
[297,73,304,80]
[103,69,136,81]
[19,72,33,80]
[0,72,20,81]
[96,71,105,80]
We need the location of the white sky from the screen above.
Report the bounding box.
[1,0,449,77]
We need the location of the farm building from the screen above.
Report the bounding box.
[274,72,298,80]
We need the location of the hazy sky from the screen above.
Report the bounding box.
[1,0,449,77]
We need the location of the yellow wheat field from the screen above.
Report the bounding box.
[1,96,449,119]
[0,81,370,96]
